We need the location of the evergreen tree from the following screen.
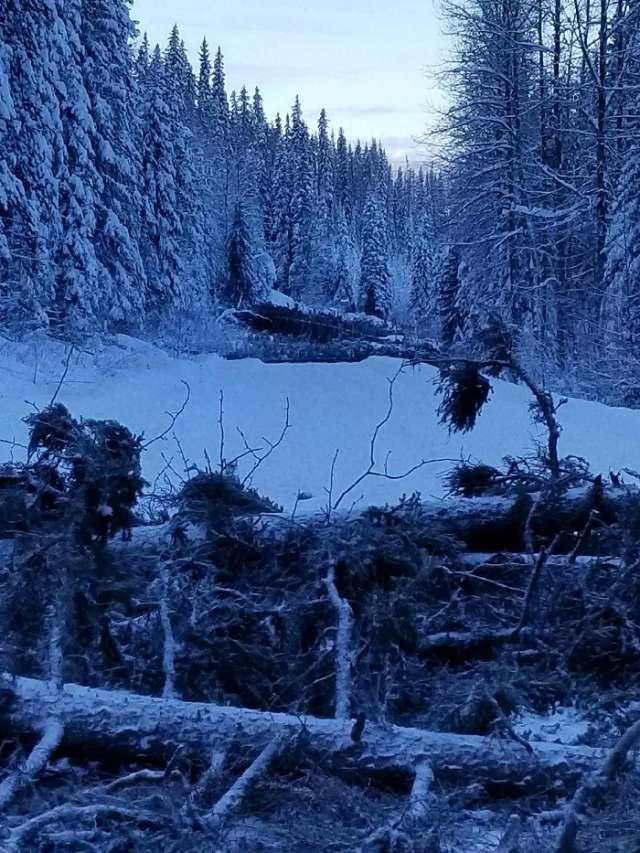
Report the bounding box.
[286,98,314,298]
[135,32,150,83]
[55,0,101,325]
[1,0,68,324]
[438,247,462,346]
[138,45,184,309]
[0,34,20,280]
[224,203,267,307]
[163,25,195,122]
[335,128,352,222]
[333,207,358,309]
[360,193,392,319]
[270,115,293,293]
[81,0,146,323]
[409,229,434,328]
[317,108,334,223]
[253,88,272,238]
[196,37,212,126]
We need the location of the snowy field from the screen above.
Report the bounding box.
[0,334,639,515]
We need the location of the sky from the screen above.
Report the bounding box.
[130,0,447,165]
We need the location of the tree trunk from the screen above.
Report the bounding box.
[1,674,606,791]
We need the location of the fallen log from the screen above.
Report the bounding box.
[410,486,634,553]
[0,674,606,793]
[0,485,634,558]
[418,627,523,659]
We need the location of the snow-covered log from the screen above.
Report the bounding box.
[408,761,435,819]
[409,486,632,551]
[206,735,285,824]
[0,717,64,811]
[0,675,606,790]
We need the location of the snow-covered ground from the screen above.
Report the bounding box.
[0,334,639,514]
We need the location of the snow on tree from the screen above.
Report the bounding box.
[80,0,146,323]
[138,45,184,309]
[224,203,268,307]
[0,36,20,273]
[408,226,435,329]
[438,246,463,347]
[0,3,452,332]
[54,0,102,327]
[603,132,640,352]
[360,192,392,319]
[332,207,358,309]
[270,115,293,294]
[0,0,69,326]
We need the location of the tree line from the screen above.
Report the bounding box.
[3,0,640,394]
[0,2,444,332]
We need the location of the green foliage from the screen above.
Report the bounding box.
[446,462,501,497]
[437,362,492,432]
[1,405,145,544]
[176,469,282,532]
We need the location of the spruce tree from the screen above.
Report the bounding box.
[81,0,146,324]
[317,109,334,223]
[287,98,314,298]
[55,0,102,326]
[335,128,352,222]
[0,35,20,283]
[138,45,183,309]
[1,0,68,325]
[196,37,212,127]
[360,193,392,319]
[224,203,266,307]
[408,228,434,330]
[438,247,462,346]
[333,207,358,309]
[270,115,293,293]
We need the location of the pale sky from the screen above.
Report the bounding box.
[130,0,447,164]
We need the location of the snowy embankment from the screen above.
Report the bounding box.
[0,334,638,514]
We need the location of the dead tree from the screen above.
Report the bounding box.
[555,715,640,852]
[0,674,607,790]
[325,563,353,720]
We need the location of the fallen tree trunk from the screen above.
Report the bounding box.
[0,486,633,557]
[410,487,633,552]
[0,674,606,792]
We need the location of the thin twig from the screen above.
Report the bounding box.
[49,345,75,406]
[142,380,191,449]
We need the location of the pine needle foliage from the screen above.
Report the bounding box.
[437,363,492,433]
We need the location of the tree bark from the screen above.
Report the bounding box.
[0,674,607,791]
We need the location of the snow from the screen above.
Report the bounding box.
[514,707,591,746]
[0,334,639,515]
[267,288,297,309]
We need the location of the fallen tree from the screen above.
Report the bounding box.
[0,674,608,793]
[1,484,634,557]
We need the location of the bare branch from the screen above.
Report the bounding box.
[142,380,191,449]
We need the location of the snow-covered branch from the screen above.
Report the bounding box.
[324,563,354,720]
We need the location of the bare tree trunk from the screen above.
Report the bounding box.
[159,562,177,700]
[325,563,353,720]
[1,674,606,789]
[205,735,285,825]
[555,716,640,852]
